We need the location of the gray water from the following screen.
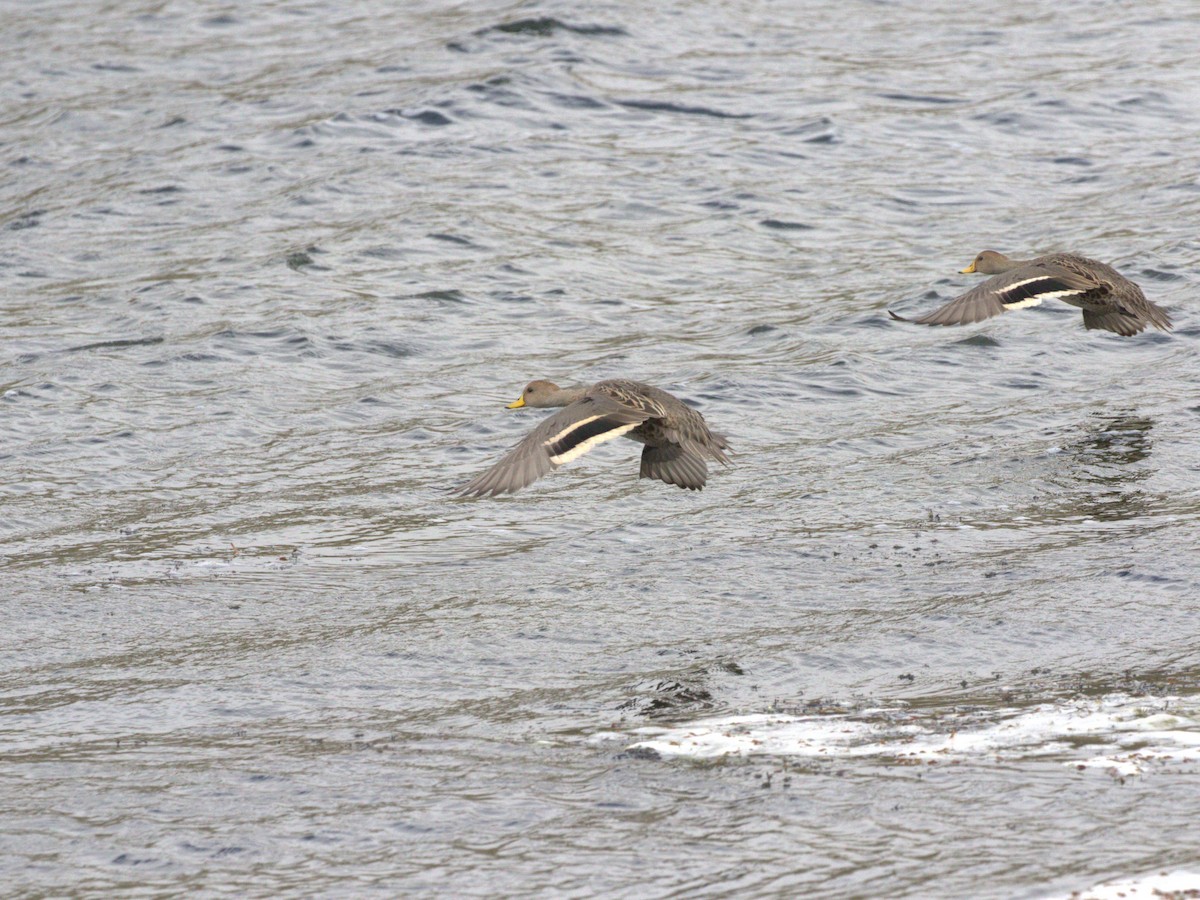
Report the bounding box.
[3,0,1200,896]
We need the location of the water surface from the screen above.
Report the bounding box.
[3,0,1200,896]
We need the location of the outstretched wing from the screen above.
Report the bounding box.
[1081,308,1149,336]
[890,264,1096,327]
[640,443,710,490]
[458,397,650,497]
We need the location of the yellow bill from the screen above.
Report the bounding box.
[506,396,526,409]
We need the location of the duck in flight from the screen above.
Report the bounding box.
[890,251,1172,336]
[458,379,731,497]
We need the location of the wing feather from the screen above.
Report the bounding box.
[458,397,649,497]
[891,262,1094,327]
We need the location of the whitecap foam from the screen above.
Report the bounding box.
[1040,869,1200,899]
[615,694,1200,775]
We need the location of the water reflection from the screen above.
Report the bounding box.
[1065,413,1154,482]
[964,412,1159,528]
[1056,412,1155,522]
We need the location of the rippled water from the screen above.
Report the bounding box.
[3,0,1200,895]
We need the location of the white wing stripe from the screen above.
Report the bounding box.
[543,415,601,446]
[1004,289,1085,310]
[549,423,639,465]
[1001,276,1051,291]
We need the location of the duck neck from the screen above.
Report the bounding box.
[538,386,588,408]
[982,255,1032,275]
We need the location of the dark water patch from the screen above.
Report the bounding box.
[465,82,536,110]
[428,233,478,247]
[1112,570,1183,588]
[955,334,1002,348]
[877,92,964,105]
[782,118,840,142]
[546,92,606,110]
[1139,268,1184,282]
[214,327,298,341]
[137,185,184,195]
[91,62,141,73]
[386,109,453,127]
[859,313,901,330]
[329,339,412,359]
[286,251,314,270]
[65,336,165,354]
[760,219,813,231]
[412,289,469,304]
[7,211,43,230]
[89,206,134,218]
[805,382,862,398]
[548,50,587,65]
[205,328,318,361]
[617,745,662,761]
[748,324,777,335]
[617,99,751,120]
[1117,91,1171,107]
[111,853,160,866]
[892,187,972,204]
[972,111,1037,131]
[1134,330,1176,344]
[1052,157,1092,166]
[482,17,627,38]
[361,245,404,260]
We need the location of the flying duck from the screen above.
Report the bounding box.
[458,379,731,497]
[890,251,1172,336]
